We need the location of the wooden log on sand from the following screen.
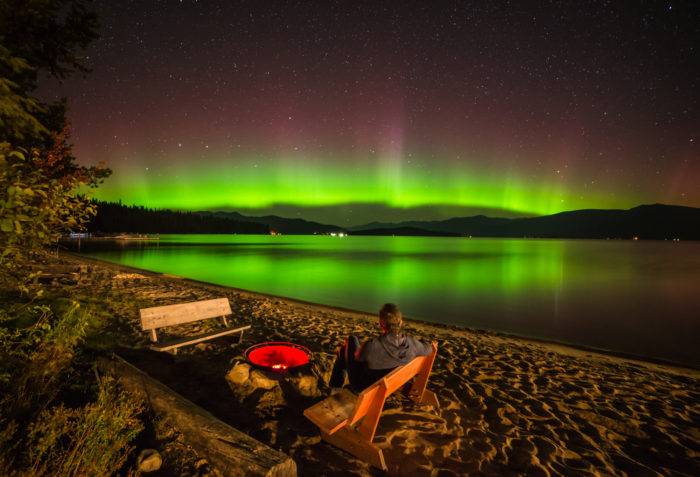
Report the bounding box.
[97,355,297,477]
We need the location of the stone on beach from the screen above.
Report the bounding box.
[225,360,322,411]
[249,369,280,391]
[226,362,251,386]
[137,449,162,473]
[225,361,286,413]
[286,373,320,397]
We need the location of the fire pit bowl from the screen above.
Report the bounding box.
[244,341,311,373]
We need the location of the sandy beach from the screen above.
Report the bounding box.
[49,253,700,475]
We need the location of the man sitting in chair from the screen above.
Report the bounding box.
[329,303,433,393]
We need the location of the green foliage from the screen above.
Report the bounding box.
[0,300,144,476]
[24,377,144,477]
[0,301,90,422]
[0,0,99,83]
[0,0,99,146]
[0,4,141,475]
[0,0,110,292]
[0,139,109,292]
[0,46,48,144]
[0,376,144,477]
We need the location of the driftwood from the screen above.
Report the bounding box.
[97,355,297,477]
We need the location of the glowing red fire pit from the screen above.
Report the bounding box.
[245,342,311,373]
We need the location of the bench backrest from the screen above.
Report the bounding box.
[348,343,438,440]
[140,298,232,331]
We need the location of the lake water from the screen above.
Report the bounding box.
[76,235,700,368]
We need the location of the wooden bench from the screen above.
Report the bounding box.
[303,342,439,471]
[140,298,250,354]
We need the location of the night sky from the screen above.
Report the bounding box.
[43,0,699,225]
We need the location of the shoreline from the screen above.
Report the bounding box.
[63,233,700,243]
[69,252,700,376]
[46,251,700,475]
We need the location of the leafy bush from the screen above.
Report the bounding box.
[1,1,109,292]
[24,376,143,477]
[0,301,143,476]
[0,138,109,293]
[0,302,88,418]
[1,3,143,474]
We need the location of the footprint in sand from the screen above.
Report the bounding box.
[523,398,556,419]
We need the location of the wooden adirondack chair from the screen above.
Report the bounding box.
[304,342,439,470]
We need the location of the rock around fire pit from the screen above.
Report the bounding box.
[226,342,322,414]
[245,342,311,373]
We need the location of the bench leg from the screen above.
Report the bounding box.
[419,389,439,408]
[150,345,179,355]
[321,429,386,471]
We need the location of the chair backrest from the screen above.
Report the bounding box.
[140,298,231,331]
[347,344,438,440]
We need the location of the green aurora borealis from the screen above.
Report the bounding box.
[92,150,636,223]
[50,1,698,225]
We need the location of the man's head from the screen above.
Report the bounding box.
[379,303,403,334]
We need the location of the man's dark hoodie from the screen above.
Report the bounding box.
[358,333,432,370]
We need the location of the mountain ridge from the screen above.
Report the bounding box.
[350,204,700,240]
[91,202,700,240]
[201,210,344,234]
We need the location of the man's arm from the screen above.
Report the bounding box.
[410,336,433,356]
